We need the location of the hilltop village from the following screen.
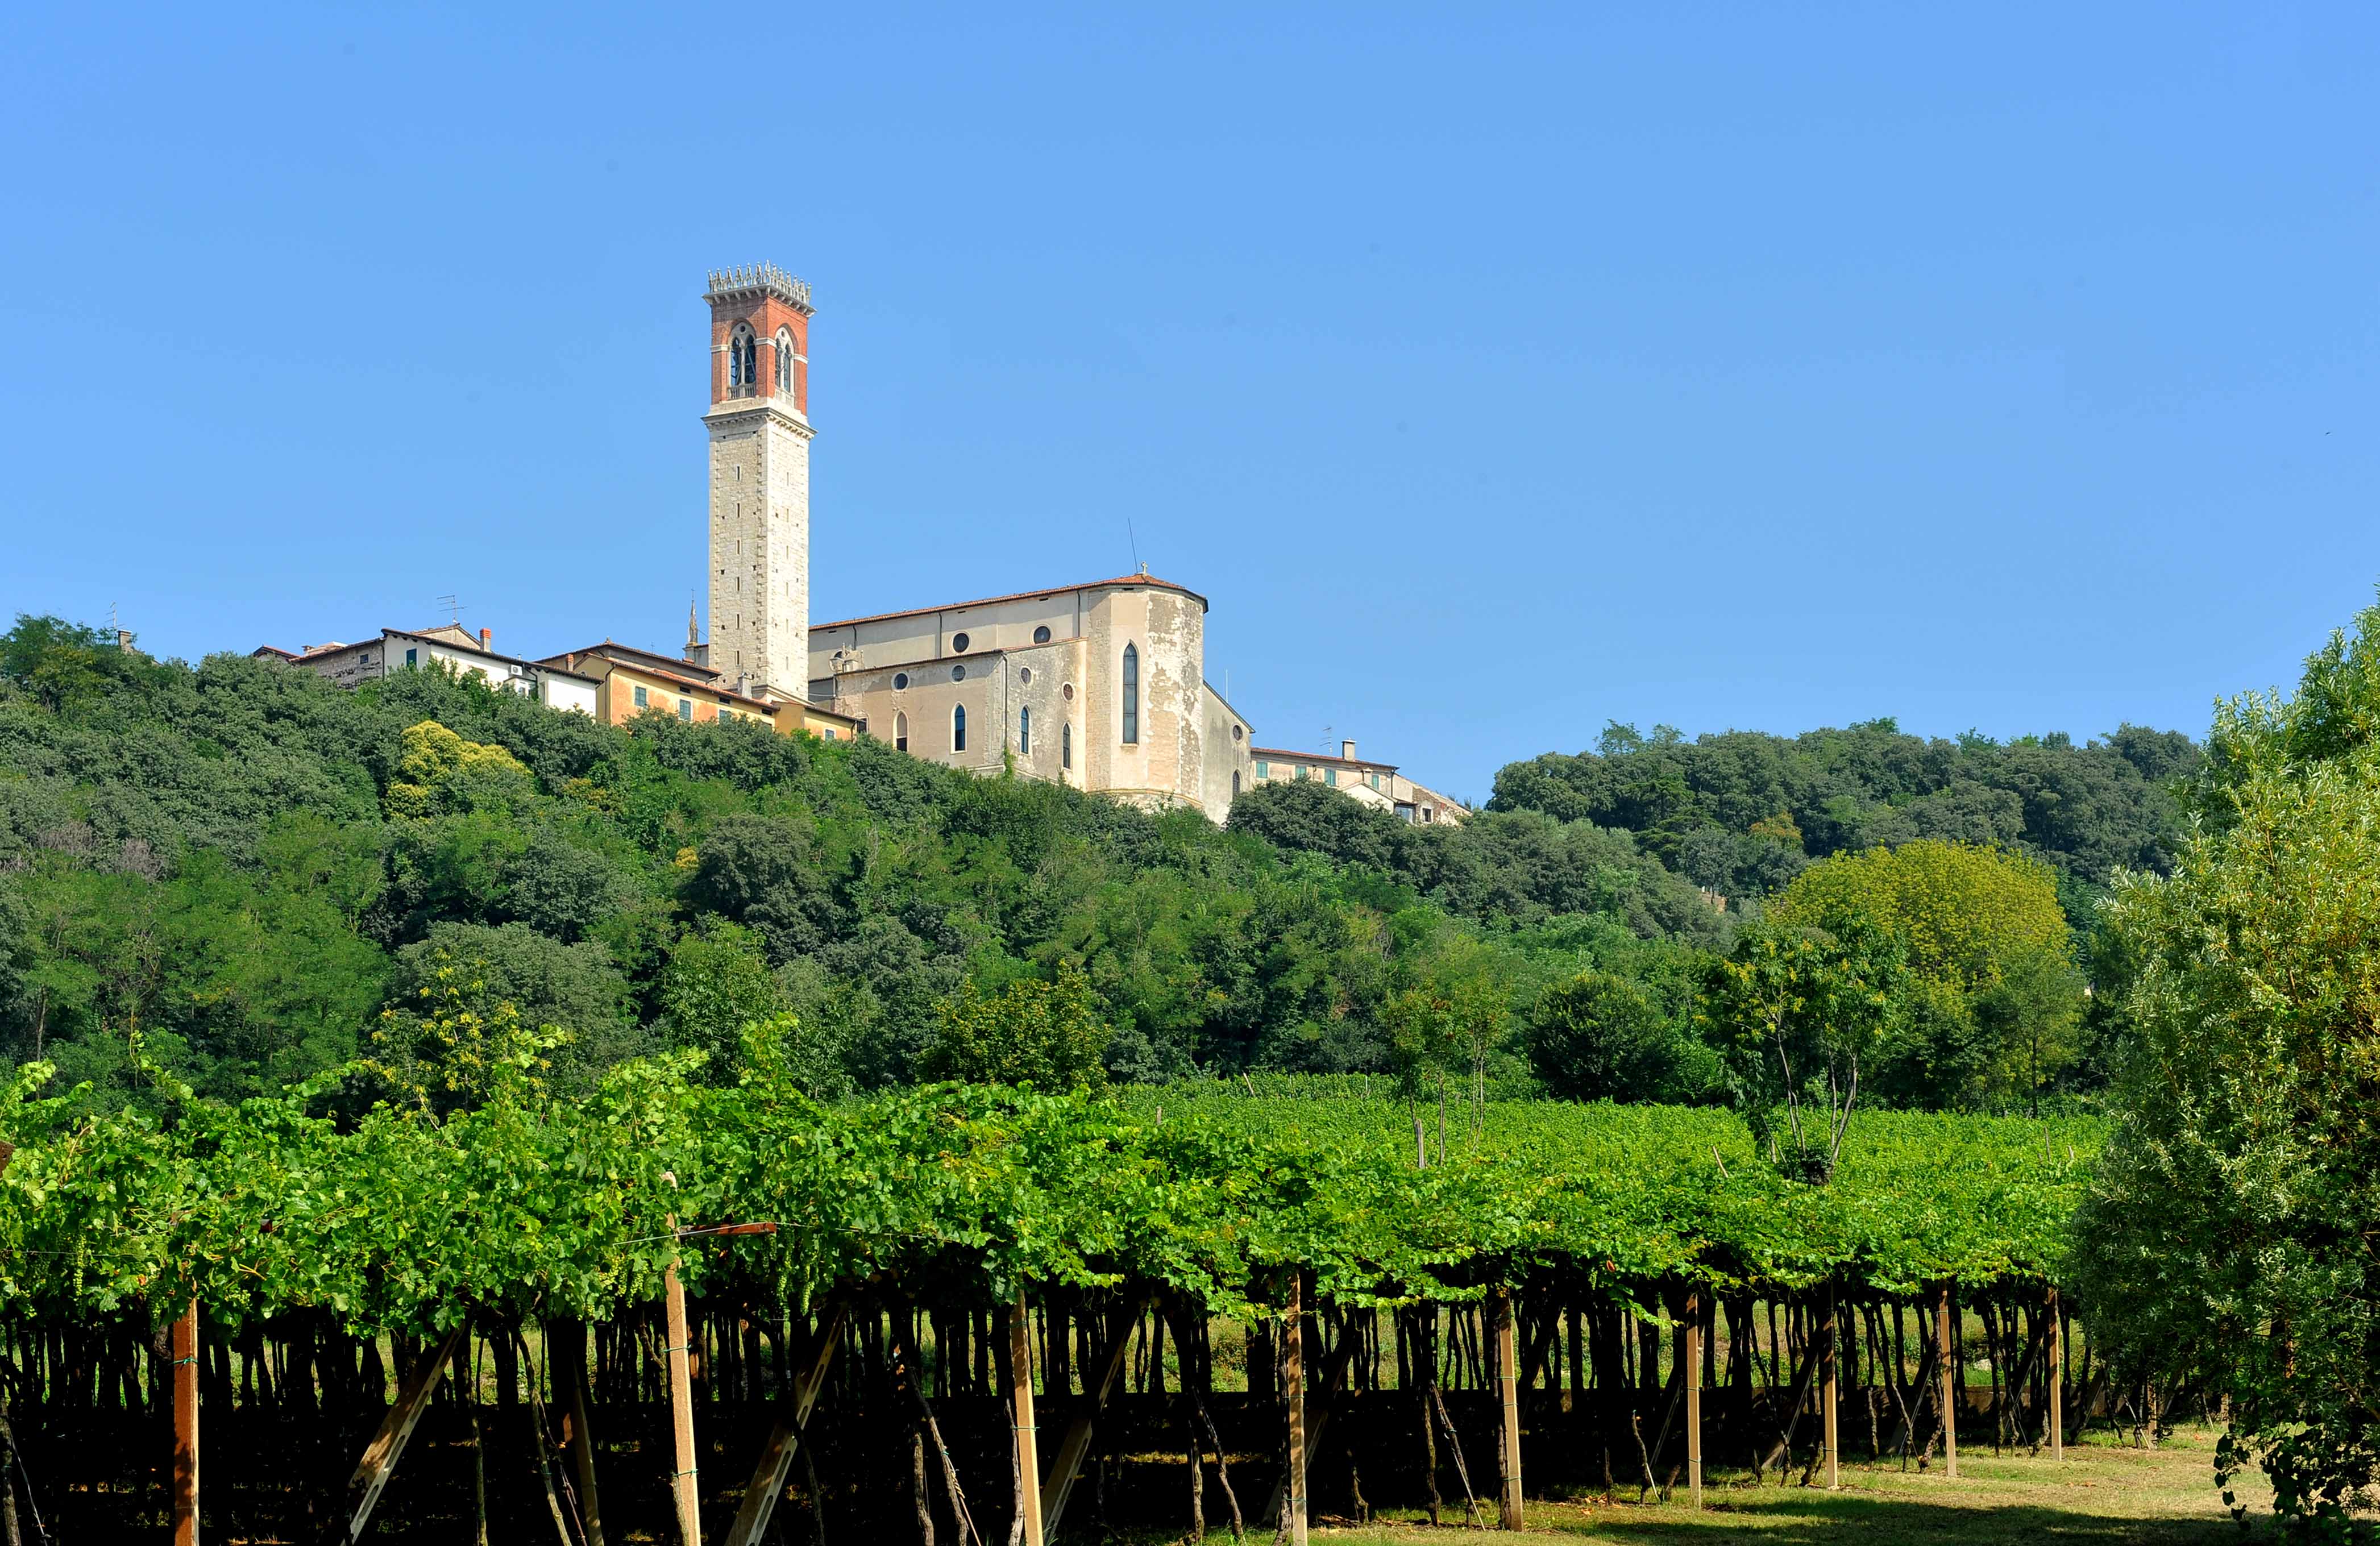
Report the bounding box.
[259,264,1464,828]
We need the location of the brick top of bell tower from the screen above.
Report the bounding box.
[705,263,813,413]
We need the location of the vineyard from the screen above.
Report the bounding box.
[0,1046,2132,1543]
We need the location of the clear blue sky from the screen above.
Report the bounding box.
[7,5,2378,804]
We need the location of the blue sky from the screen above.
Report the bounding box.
[6,4,2378,803]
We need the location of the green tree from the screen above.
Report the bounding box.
[2075,594,2380,1535]
[1771,839,2080,1108]
[920,965,1110,1090]
[1698,916,1905,1182]
[1525,971,1675,1103]
[655,920,787,1077]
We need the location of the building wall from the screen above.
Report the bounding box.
[707,405,811,697]
[809,592,1083,680]
[293,634,595,714]
[588,661,771,728]
[1082,584,1204,812]
[1200,685,1255,821]
[811,579,1231,816]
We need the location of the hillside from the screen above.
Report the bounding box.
[0,617,2196,1111]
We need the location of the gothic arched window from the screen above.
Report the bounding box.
[1019,705,1032,754]
[775,327,795,394]
[1062,722,1072,770]
[952,704,968,754]
[894,710,908,753]
[729,324,757,394]
[1121,643,1139,745]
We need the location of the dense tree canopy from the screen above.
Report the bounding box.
[1488,717,2199,901]
[0,615,2158,1117]
[2076,595,2380,1536]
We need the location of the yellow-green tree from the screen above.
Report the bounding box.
[1770,840,2080,1108]
[921,964,1110,1090]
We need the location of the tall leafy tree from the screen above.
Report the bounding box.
[2076,595,2380,1535]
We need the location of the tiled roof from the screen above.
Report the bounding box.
[812,573,1208,630]
[1251,746,1399,772]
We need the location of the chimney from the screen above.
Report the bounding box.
[479,627,493,651]
[1341,739,1357,762]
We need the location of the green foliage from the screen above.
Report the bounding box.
[921,964,1110,1090]
[0,1061,2098,1340]
[1525,970,1710,1103]
[1490,717,2199,896]
[655,920,786,1076]
[2077,592,2380,1538]
[1698,914,1907,1182]
[1772,840,2085,1110]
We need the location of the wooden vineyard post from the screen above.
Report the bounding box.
[1822,1289,1840,1490]
[1683,1290,1702,1509]
[1284,1272,1307,1546]
[172,1299,198,1546]
[664,1217,701,1545]
[724,1306,847,1546]
[1936,1283,1958,1479]
[1495,1286,1523,1530]
[1011,1289,1045,1546]
[2046,1287,2064,1461]
[343,1323,469,1542]
[1039,1303,1141,1535]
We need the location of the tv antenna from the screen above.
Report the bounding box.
[1127,518,1142,575]
[437,595,464,624]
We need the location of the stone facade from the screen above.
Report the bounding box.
[809,576,1254,823]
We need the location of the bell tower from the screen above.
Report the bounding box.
[703,263,814,700]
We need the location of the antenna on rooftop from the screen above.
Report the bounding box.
[1127,518,1145,576]
[437,595,464,624]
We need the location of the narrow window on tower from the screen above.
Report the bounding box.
[1019,705,1031,754]
[776,327,794,394]
[1121,643,1139,744]
[895,711,908,753]
[953,704,967,754]
[1062,722,1072,769]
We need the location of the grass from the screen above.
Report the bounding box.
[1303,1426,2263,1546]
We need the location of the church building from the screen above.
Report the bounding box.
[696,264,1256,824]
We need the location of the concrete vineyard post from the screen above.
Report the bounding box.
[173,1299,198,1546]
[1495,1287,1522,1529]
[1011,1290,1044,1546]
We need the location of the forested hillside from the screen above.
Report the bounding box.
[0,617,2194,1115]
[1487,718,2199,905]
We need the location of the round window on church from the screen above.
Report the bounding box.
[952,632,970,653]
[952,664,967,682]
[1019,668,1033,685]
[1033,625,1052,644]
[893,672,909,691]
[1233,724,1244,742]
[1062,683,1075,702]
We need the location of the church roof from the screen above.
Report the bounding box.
[1252,746,1400,773]
[812,573,1209,631]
